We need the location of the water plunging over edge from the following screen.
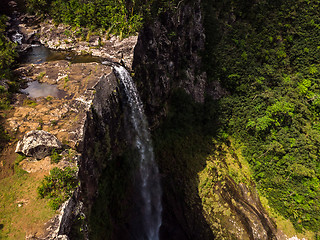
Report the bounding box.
[113,65,162,240]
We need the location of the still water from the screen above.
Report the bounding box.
[19,44,102,65]
[21,81,67,98]
[19,44,103,98]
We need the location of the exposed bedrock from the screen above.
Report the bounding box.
[133,0,207,126]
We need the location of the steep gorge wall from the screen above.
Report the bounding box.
[79,72,124,205]
[133,0,207,125]
[57,0,287,239]
[133,0,284,239]
[133,0,216,239]
[62,71,133,239]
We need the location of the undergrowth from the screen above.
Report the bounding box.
[37,167,78,210]
[26,0,144,37]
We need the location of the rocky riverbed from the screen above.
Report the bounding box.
[11,60,111,165]
[10,12,137,68]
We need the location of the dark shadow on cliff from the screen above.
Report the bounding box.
[87,149,139,240]
[153,89,218,240]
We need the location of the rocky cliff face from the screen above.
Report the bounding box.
[63,71,132,239]
[78,72,123,206]
[133,0,284,239]
[133,0,215,239]
[133,0,207,125]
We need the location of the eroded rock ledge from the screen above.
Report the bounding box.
[6,57,124,239]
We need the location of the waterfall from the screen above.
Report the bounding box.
[113,65,162,240]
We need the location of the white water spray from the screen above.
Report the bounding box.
[113,65,162,240]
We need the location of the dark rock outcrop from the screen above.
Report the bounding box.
[133,1,216,239]
[58,71,132,239]
[78,72,124,205]
[133,0,207,125]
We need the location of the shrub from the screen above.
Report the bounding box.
[50,149,62,164]
[37,167,78,210]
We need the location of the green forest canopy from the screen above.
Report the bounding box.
[203,0,320,232]
[26,0,146,36]
[0,15,17,109]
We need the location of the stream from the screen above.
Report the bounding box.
[19,44,102,65]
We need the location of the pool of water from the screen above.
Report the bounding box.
[21,81,67,99]
[19,45,103,98]
[19,45,103,64]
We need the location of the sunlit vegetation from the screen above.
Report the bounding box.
[0,14,18,149]
[0,15,18,109]
[37,167,78,210]
[203,0,320,233]
[26,0,146,37]
[0,15,17,80]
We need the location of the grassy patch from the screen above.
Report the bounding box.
[14,154,28,177]
[0,172,55,239]
[23,99,37,107]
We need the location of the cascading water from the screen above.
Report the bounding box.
[113,65,162,240]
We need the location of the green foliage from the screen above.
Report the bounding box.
[37,71,46,80]
[203,0,320,233]
[50,149,62,164]
[26,0,144,37]
[45,95,53,101]
[0,15,18,111]
[0,123,10,151]
[0,15,17,80]
[15,154,26,164]
[37,167,77,210]
[14,154,28,177]
[23,99,37,107]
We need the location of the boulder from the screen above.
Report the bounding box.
[15,130,62,159]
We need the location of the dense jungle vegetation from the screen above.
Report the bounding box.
[26,0,147,36]
[203,0,320,233]
[25,0,178,36]
[0,15,17,107]
[0,15,17,148]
